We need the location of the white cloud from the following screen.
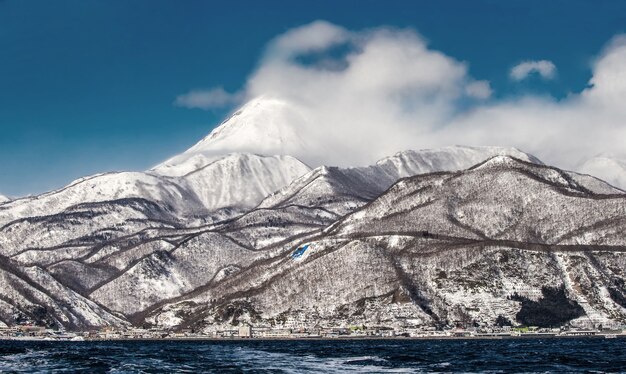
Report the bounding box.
[178,22,626,172]
[465,80,492,99]
[265,20,350,60]
[510,60,557,81]
[447,37,626,168]
[583,35,626,106]
[174,87,241,109]
[234,24,490,166]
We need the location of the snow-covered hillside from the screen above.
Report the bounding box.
[0,172,204,227]
[0,153,311,227]
[579,155,626,190]
[143,156,626,331]
[157,153,311,212]
[0,194,8,203]
[375,146,543,175]
[331,155,626,244]
[3,154,626,330]
[260,146,542,215]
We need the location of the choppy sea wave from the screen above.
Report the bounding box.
[0,337,624,373]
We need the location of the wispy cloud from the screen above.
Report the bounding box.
[265,20,350,61]
[174,87,242,109]
[465,80,492,99]
[510,60,557,81]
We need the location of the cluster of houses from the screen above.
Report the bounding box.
[1,323,624,341]
[0,325,85,341]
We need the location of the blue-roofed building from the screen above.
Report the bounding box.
[292,244,310,259]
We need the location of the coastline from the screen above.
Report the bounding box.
[2,334,624,342]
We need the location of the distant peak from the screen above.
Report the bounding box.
[167,96,313,163]
[374,146,541,166]
[471,155,527,170]
[152,94,318,175]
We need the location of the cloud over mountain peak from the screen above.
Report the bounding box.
[175,22,626,171]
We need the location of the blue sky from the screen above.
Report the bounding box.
[1,0,625,196]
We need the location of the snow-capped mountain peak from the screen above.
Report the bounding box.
[155,96,313,175]
[189,96,310,154]
[0,194,9,204]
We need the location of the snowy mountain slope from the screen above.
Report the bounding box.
[2,138,626,331]
[0,198,180,258]
[0,98,313,230]
[258,166,380,216]
[0,146,548,264]
[137,156,626,330]
[0,217,222,328]
[47,200,339,321]
[375,147,619,194]
[0,153,311,229]
[0,254,127,329]
[375,146,543,175]
[156,94,626,197]
[191,237,625,330]
[578,155,626,191]
[156,95,546,177]
[219,204,337,250]
[0,194,9,204]
[259,146,542,215]
[330,156,626,245]
[2,155,626,330]
[172,153,311,212]
[89,231,264,318]
[0,172,205,227]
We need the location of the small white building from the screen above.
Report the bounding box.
[238,324,252,338]
[260,329,291,338]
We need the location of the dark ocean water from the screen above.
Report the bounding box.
[0,338,624,373]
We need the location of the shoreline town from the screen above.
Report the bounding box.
[2,324,624,341]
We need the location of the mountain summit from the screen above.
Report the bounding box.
[155,97,315,174]
[155,96,626,192]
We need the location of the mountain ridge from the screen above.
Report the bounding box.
[2,155,626,331]
[0,153,312,227]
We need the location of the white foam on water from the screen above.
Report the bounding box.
[228,346,418,373]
